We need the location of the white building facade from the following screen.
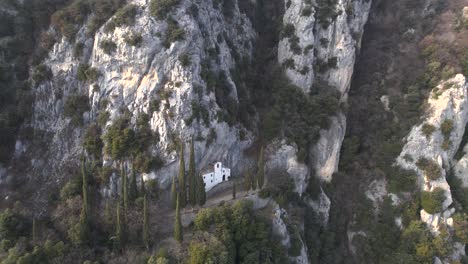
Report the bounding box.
[202,162,231,191]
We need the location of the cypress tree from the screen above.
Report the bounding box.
[232,182,236,199]
[171,175,177,209]
[79,156,89,242]
[244,170,252,193]
[143,194,150,249]
[174,194,183,243]
[81,156,89,219]
[141,174,146,195]
[252,172,257,191]
[178,144,186,208]
[121,163,128,223]
[115,203,123,248]
[129,166,138,201]
[104,199,111,226]
[198,174,206,206]
[257,146,265,189]
[32,218,36,243]
[188,138,196,206]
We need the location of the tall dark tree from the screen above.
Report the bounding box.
[104,199,111,226]
[257,146,265,189]
[188,138,196,206]
[174,194,183,243]
[232,182,236,200]
[141,174,146,195]
[115,203,124,248]
[171,175,177,209]
[244,170,252,193]
[79,156,90,242]
[32,218,36,243]
[252,172,257,191]
[121,163,128,223]
[143,194,150,249]
[129,166,138,201]
[197,173,206,206]
[178,144,186,208]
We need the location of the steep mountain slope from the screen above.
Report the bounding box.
[0,0,466,263]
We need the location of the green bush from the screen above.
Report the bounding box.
[387,168,417,193]
[60,176,82,200]
[179,53,191,67]
[421,123,436,139]
[100,39,117,54]
[32,64,52,83]
[191,200,290,263]
[452,213,468,243]
[440,119,453,139]
[281,24,295,39]
[420,188,445,214]
[104,4,138,32]
[63,94,90,126]
[163,18,185,48]
[150,0,180,19]
[82,123,103,158]
[301,6,312,16]
[77,64,100,82]
[416,157,441,180]
[124,33,143,46]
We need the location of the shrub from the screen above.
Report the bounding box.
[163,18,185,48]
[387,168,417,193]
[60,177,82,200]
[150,0,180,20]
[32,64,52,83]
[420,188,445,214]
[73,42,84,58]
[416,157,441,180]
[63,94,90,126]
[123,33,142,46]
[77,64,100,82]
[281,24,295,39]
[104,4,138,32]
[452,213,468,243]
[421,123,436,139]
[282,58,295,69]
[301,6,312,16]
[179,53,191,67]
[440,119,453,138]
[82,123,103,158]
[99,39,117,54]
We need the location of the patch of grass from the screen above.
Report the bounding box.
[163,18,185,48]
[421,123,436,139]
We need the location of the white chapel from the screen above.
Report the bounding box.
[202,162,231,191]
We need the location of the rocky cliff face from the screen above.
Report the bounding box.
[396,74,468,260]
[278,0,371,184]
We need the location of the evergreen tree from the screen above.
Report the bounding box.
[244,170,252,193]
[232,182,236,200]
[174,194,183,243]
[188,138,196,206]
[171,175,177,209]
[197,174,206,206]
[121,163,128,223]
[77,156,89,243]
[257,146,265,189]
[32,218,36,243]
[141,174,146,195]
[81,156,89,219]
[143,194,150,249]
[104,199,111,226]
[252,172,257,191]
[115,203,123,248]
[129,166,138,201]
[178,144,186,208]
